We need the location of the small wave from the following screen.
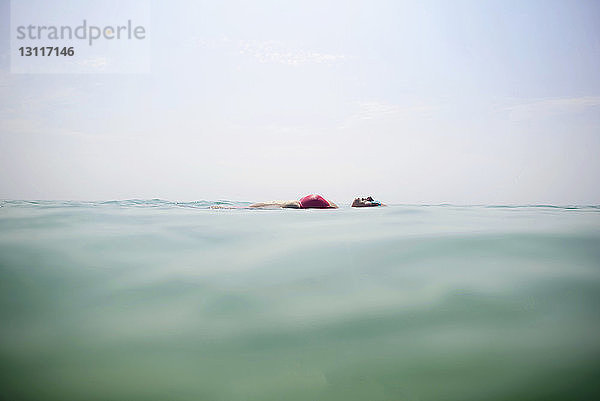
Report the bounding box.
[483,204,600,210]
[99,199,177,208]
[175,200,253,209]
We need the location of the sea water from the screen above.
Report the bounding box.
[1,200,599,401]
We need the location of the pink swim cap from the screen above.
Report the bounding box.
[299,194,331,209]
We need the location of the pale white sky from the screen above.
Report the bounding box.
[1,0,599,204]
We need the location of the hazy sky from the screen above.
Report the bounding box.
[1,0,599,204]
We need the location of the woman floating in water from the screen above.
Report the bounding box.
[248,194,384,209]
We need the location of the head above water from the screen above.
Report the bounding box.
[352,196,382,207]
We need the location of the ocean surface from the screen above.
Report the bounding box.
[1,200,599,401]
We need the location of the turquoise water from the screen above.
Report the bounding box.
[1,200,599,400]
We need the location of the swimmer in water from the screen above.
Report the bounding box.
[352,196,385,207]
[250,194,338,209]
